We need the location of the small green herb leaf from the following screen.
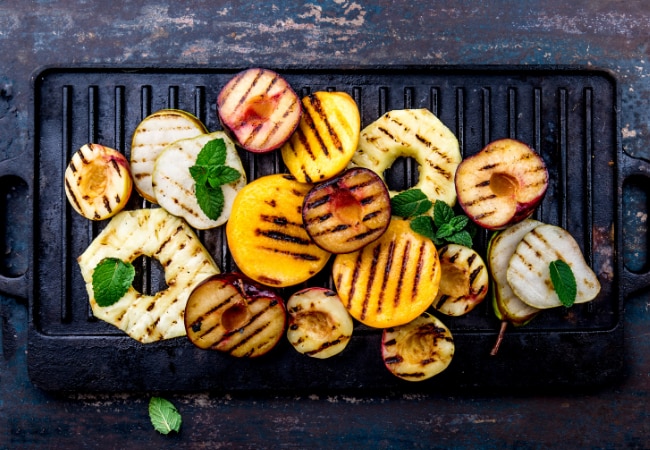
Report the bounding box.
[435,222,456,239]
[92,257,135,307]
[195,184,225,221]
[190,138,242,220]
[433,200,455,228]
[549,259,577,307]
[445,230,474,248]
[149,397,182,435]
[410,215,437,241]
[390,189,433,218]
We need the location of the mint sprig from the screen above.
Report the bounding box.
[189,138,241,221]
[92,257,135,307]
[390,189,476,248]
[549,259,577,307]
[149,397,182,435]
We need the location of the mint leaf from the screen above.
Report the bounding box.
[449,215,469,232]
[549,259,577,307]
[433,200,455,228]
[207,165,241,188]
[189,165,209,185]
[410,215,437,241]
[435,222,456,239]
[445,230,474,248]
[390,189,433,218]
[92,258,135,307]
[195,184,225,221]
[149,397,182,435]
[196,138,227,166]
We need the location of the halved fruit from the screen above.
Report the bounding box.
[432,244,489,317]
[286,287,354,359]
[226,174,331,287]
[152,131,246,229]
[64,143,132,221]
[281,91,361,183]
[77,208,220,343]
[455,138,548,230]
[302,167,391,254]
[506,223,601,309]
[184,273,286,358]
[130,109,207,204]
[381,312,454,381]
[350,108,461,208]
[217,68,302,153]
[332,218,441,328]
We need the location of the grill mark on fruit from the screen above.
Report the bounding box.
[305,194,330,209]
[435,294,451,309]
[412,241,426,299]
[346,228,381,243]
[305,335,350,356]
[377,126,409,149]
[259,214,302,228]
[362,210,382,221]
[384,355,403,365]
[360,195,375,206]
[361,245,381,320]
[346,251,364,313]
[235,69,265,108]
[466,193,497,207]
[259,92,297,148]
[65,178,84,211]
[303,104,331,158]
[256,229,312,246]
[379,240,396,311]
[480,162,500,171]
[394,240,411,309]
[258,245,322,262]
[309,94,343,153]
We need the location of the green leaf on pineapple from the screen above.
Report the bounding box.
[549,259,577,307]
[390,189,433,218]
[92,258,135,307]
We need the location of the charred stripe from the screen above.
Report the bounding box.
[362,244,382,319]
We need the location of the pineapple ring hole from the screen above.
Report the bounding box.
[490,172,518,197]
[221,302,252,331]
[130,255,169,295]
[383,156,420,191]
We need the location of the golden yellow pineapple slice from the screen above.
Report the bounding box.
[351,108,461,208]
[332,218,441,328]
[226,174,331,287]
[77,208,220,343]
[281,91,361,183]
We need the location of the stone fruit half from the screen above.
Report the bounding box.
[184,272,286,358]
[506,223,601,309]
[217,68,302,153]
[286,287,354,359]
[281,91,361,183]
[332,218,441,328]
[130,109,207,204]
[226,174,331,287]
[381,312,454,382]
[432,244,489,317]
[302,167,391,254]
[455,138,548,230]
[64,143,132,221]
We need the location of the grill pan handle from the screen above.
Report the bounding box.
[0,154,30,300]
[620,158,650,299]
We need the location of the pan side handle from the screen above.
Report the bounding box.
[0,154,31,300]
[620,160,650,299]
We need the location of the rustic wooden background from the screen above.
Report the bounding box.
[1,1,649,448]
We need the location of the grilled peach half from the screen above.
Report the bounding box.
[332,218,441,328]
[226,174,331,287]
[281,91,361,183]
[302,168,391,254]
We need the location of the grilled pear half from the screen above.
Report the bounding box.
[78,208,220,343]
[506,224,601,309]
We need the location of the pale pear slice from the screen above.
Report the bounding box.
[506,224,601,309]
[487,219,543,325]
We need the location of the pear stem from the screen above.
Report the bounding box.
[490,321,509,356]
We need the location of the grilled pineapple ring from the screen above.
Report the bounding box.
[351,108,461,207]
[78,208,220,343]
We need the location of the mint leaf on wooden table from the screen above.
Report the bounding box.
[92,257,135,307]
[549,259,577,307]
[149,397,182,435]
[190,138,241,220]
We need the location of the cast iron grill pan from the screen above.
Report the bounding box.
[23,66,624,393]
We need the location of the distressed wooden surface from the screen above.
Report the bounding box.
[1,1,650,448]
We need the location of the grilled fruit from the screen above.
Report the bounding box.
[350,108,461,208]
[487,219,543,355]
[226,174,331,287]
[302,168,391,254]
[130,109,207,203]
[184,272,286,358]
[506,223,601,309]
[281,91,361,183]
[217,68,302,153]
[432,244,489,317]
[455,138,548,230]
[152,131,246,229]
[64,143,132,220]
[286,287,353,359]
[77,208,220,343]
[332,218,441,328]
[381,312,454,381]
